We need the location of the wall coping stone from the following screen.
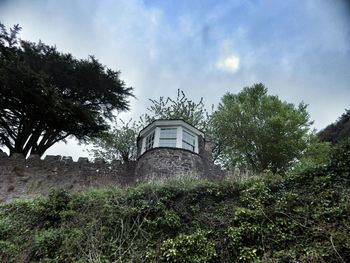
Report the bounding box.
[11,153,25,159]
[78,157,89,163]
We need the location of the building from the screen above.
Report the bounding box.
[135,119,223,181]
[138,119,203,155]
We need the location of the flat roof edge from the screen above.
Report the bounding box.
[138,119,204,137]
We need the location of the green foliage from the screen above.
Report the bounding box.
[0,144,349,262]
[89,89,213,162]
[240,181,272,209]
[88,119,139,162]
[297,138,331,169]
[32,228,64,259]
[329,138,350,174]
[0,218,12,239]
[212,83,312,173]
[318,109,350,144]
[156,230,217,263]
[0,23,133,157]
[141,89,212,132]
[156,209,181,229]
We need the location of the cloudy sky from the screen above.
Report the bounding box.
[1,0,349,159]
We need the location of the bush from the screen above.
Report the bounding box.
[155,229,217,263]
[32,228,64,259]
[0,155,349,262]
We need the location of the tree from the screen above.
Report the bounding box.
[212,83,312,173]
[0,24,133,157]
[293,134,331,171]
[89,90,213,162]
[88,120,138,163]
[318,109,350,144]
[140,89,212,132]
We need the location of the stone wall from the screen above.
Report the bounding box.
[135,135,225,181]
[0,137,225,202]
[0,152,136,202]
[135,148,205,181]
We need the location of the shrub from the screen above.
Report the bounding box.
[148,229,217,263]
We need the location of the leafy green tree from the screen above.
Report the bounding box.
[212,83,312,173]
[0,24,133,157]
[88,120,138,162]
[318,109,350,144]
[293,134,331,171]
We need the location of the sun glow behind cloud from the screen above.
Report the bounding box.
[216,54,240,73]
[0,0,349,159]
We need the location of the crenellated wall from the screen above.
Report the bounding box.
[0,152,137,202]
[0,138,225,202]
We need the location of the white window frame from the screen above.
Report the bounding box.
[141,124,199,154]
[182,128,196,152]
[158,127,178,148]
[142,129,155,152]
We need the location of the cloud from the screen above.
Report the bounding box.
[0,0,349,159]
[216,54,240,73]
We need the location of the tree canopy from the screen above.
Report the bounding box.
[88,120,138,163]
[318,109,350,144]
[140,89,212,132]
[0,24,133,157]
[212,83,312,173]
[89,90,212,162]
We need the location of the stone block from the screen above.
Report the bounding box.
[0,151,8,157]
[44,155,62,162]
[94,158,105,164]
[78,157,89,163]
[27,154,40,160]
[62,156,73,164]
[11,153,25,159]
[111,160,122,166]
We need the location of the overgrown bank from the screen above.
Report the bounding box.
[0,142,349,262]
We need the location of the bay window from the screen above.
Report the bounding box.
[139,120,202,155]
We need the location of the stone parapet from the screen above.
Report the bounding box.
[0,141,225,202]
[0,154,137,202]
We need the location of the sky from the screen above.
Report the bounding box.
[0,0,349,160]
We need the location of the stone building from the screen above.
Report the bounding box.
[135,119,223,181]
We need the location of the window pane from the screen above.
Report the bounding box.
[160,128,177,139]
[182,129,195,152]
[182,141,195,151]
[145,131,155,150]
[159,138,177,147]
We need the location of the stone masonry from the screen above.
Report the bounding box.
[0,136,224,202]
[0,152,137,202]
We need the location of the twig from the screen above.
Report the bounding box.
[275,211,310,229]
[330,235,345,263]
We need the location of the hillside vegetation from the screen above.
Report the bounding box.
[319,109,350,144]
[0,141,349,262]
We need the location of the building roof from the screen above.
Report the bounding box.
[138,119,204,138]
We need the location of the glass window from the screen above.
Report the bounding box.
[159,128,177,147]
[182,129,195,152]
[145,131,155,151]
